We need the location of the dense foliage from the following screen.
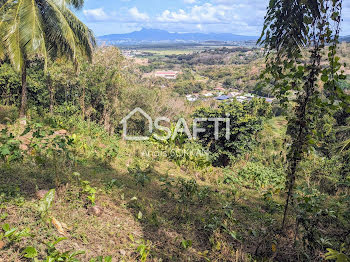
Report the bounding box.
[0,0,350,261]
[193,99,271,166]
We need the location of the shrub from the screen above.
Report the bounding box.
[0,105,18,124]
[224,162,285,190]
[193,100,264,166]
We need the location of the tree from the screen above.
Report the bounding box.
[0,0,95,119]
[259,0,348,228]
[193,100,267,166]
[80,47,126,134]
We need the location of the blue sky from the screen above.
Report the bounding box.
[76,0,350,36]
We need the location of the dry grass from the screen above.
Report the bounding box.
[0,139,290,261]
[0,136,344,261]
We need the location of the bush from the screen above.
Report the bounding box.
[193,100,265,166]
[224,162,285,190]
[0,105,18,124]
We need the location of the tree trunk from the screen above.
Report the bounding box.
[19,62,27,120]
[48,73,54,115]
[6,82,10,105]
[82,84,85,119]
[281,47,321,230]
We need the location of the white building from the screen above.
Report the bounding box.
[203,93,214,97]
[154,71,179,79]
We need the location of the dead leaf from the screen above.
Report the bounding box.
[272,243,277,253]
[88,206,103,217]
[36,190,49,200]
[0,240,5,249]
[51,217,66,236]
[61,222,72,231]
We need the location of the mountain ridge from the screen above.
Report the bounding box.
[98,28,259,43]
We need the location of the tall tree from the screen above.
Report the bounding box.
[259,0,349,228]
[0,0,95,119]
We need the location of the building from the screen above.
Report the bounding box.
[154,71,179,79]
[264,98,275,103]
[216,95,231,101]
[236,96,248,103]
[230,91,242,97]
[214,87,226,92]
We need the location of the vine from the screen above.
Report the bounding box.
[259,0,348,229]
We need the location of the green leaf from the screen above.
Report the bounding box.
[1,146,11,156]
[2,224,10,232]
[23,246,38,258]
[137,211,143,220]
[321,75,329,82]
[104,256,112,262]
[50,237,67,247]
[38,189,55,214]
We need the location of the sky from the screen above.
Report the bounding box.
[76,0,350,37]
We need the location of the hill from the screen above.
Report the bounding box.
[341,35,350,42]
[98,28,258,45]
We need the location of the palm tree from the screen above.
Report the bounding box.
[0,0,95,119]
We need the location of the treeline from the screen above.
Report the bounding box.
[0,47,185,135]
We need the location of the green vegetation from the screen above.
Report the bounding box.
[0,0,350,261]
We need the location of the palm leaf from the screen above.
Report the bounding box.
[41,0,78,63]
[19,0,47,67]
[3,0,24,72]
[0,0,95,71]
[61,7,95,61]
[336,125,350,153]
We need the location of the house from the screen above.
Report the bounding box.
[203,92,214,97]
[230,91,242,97]
[216,95,231,101]
[186,94,199,102]
[155,71,179,79]
[236,96,248,103]
[187,97,198,102]
[214,87,226,92]
[245,93,255,98]
[264,98,275,103]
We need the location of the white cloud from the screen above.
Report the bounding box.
[128,7,150,21]
[157,3,231,24]
[184,0,197,4]
[83,8,109,22]
[83,7,150,23]
[82,0,350,36]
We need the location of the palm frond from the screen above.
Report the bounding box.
[19,0,47,67]
[0,0,15,12]
[0,42,4,61]
[0,0,94,71]
[61,7,95,61]
[51,0,84,10]
[42,0,78,63]
[336,125,350,153]
[3,0,24,72]
[66,0,84,9]
[0,0,16,62]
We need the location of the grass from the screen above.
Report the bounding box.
[1,117,347,261]
[0,136,290,261]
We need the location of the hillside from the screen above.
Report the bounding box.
[98,28,259,45]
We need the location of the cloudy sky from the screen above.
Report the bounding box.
[76,0,350,36]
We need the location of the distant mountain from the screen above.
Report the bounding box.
[341,35,350,42]
[98,28,258,44]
